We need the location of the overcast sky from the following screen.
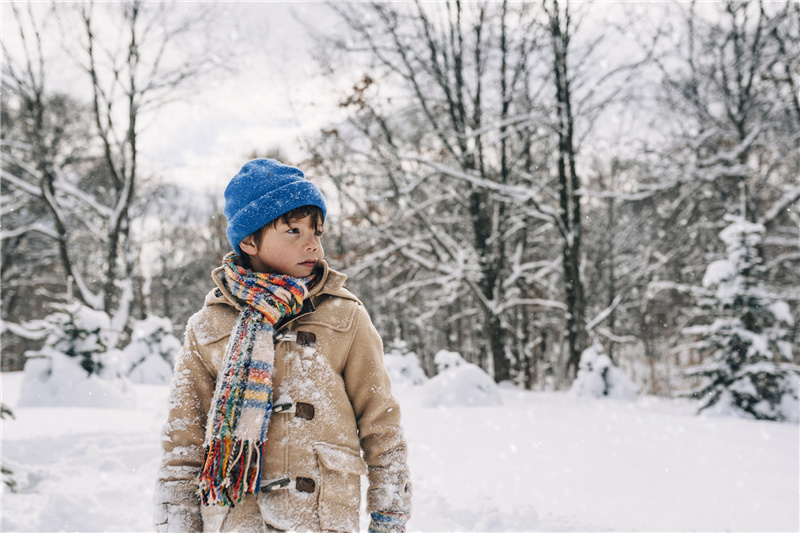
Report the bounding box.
[1,2,350,195]
[2,1,674,197]
[137,2,351,194]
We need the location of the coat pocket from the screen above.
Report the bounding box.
[314,443,368,532]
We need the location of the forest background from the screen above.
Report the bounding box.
[2,0,799,413]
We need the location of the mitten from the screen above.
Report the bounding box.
[368,511,409,533]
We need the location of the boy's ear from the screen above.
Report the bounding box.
[239,235,258,255]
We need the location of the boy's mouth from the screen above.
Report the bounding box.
[299,260,317,268]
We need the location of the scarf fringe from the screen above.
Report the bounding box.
[199,437,265,506]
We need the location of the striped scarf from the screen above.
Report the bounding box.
[198,252,316,507]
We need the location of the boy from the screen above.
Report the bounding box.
[155,159,411,532]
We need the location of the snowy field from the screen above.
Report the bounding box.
[2,370,798,532]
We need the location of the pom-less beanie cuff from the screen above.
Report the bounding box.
[224,159,328,255]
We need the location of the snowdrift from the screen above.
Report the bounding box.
[420,350,502,407]
[17,350,135,409]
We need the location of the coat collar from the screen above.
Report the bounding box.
[205,259,358,311]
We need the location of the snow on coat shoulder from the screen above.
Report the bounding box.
[421,350,502,407]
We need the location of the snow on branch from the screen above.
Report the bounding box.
[694,127,762,169]
[503,259,562,290]
[495,298,568,314]
[576,185,673,202]
[110,174,134,226]
[761,185,800,226]
[1,152,44,182]
[0,319,49,341]
[763,236,800,247]
[345,239,409,278]
[586,293,624,332]
[1,168,42,197]
[0,140,34,152]
[71,275,105,311]
[461,112,543,140]
[764,252,800,271]
[52,168,115,219]
[519,205,561,225]
[693,164,752,182]
[399,156,531,198]
[401,156,546,206]
[399,248,450,275]
[645,280,711,301]
[400,155,567,237]
[594,327,639,344]
[0,223,59,241]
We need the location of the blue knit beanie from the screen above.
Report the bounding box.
[224,159,327,255]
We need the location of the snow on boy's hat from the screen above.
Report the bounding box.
[224,158,327,255]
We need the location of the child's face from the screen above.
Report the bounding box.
[240,215,324,277]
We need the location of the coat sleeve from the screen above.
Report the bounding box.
[154,323,216,532]
[342,305,412,516]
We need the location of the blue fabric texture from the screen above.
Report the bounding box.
[368,510,408,533]
[224,158,327,254]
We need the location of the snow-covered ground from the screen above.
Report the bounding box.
[2,370,798,532]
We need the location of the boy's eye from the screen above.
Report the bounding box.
[315,229,325,237]
[287,228,299,234]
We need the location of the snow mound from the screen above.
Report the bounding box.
[123,316,180,384]
[433,349,465,371]
[384,345,428,388]
[421,350,502,407]
[128,354,173,385]
[570,344,638,400]
[17,350,135,409]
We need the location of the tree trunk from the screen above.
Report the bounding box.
[548,0,587,379]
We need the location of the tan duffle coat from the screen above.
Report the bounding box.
[155,261,411,532]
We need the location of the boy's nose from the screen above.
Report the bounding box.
[304,236,318,251]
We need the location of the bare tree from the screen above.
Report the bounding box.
[2,0,225,348]
[626,0,800,388]
[306,1,551,382]
[307,0,653,386]
[541,0,589,378]
[1,3,98,368]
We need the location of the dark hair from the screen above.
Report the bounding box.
[241,205,325,266]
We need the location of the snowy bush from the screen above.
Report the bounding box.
[384,340,428,387]
[30,302,113,375]
[18,351,135,408]
[122,316,180,384]
[684,216,799,422]
[16,302,135,408]
[421,350,502,407]
[570,344,638,400]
